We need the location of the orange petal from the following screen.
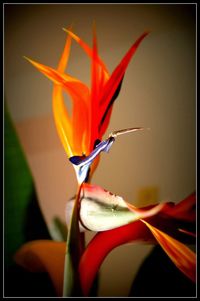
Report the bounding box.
[63,28,109,78]
[26,57,90,155]
[25,56,74,156]
[53,85,88,156]
[70,93,90,155]
[89,24,101,150]
[53,27,76,155]
[14,240,66,296]
[53,86,73,157]
[63,28,110,150]
[24,57,86,87]
[57,26,72,73]
[141,220,196,283]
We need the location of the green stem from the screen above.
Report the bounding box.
[63,183,84,297]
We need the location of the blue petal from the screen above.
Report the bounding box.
[69,155,86,165]
[69,137,115,183]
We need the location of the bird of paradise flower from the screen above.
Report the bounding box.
[24,27,149,183]
[15,26,196,297]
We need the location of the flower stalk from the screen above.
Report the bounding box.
[63,183,84,296]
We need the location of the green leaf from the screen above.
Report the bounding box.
[4,103,50,268]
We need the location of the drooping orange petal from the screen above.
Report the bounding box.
[14,240,66,296]
[26,57,73,156]
[24,57,88,93]
[141,220,196,283]
[26,57,90,155]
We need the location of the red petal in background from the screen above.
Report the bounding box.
[163,192,196,222]
[79,220,152,296]
[142,220,196,283]
[79,192,196,296]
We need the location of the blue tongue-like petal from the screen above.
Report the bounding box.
[69,155,86,165]
[69,137,115,183]
[69,137,115,167]
[69,127,145,183]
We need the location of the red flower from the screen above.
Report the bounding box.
[25,27,149,182]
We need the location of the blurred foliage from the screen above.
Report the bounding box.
[51,217,68,241]
[4,103,51,268]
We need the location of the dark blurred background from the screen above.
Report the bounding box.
[4,3,196,296]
